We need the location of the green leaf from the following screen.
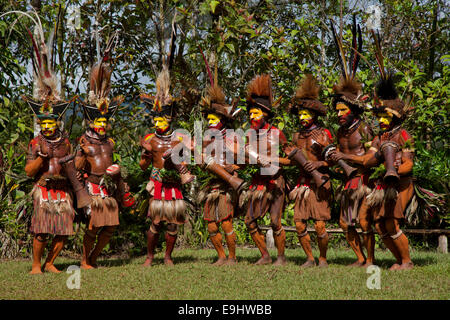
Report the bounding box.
[210,1,220,14]
[226,43,235,53]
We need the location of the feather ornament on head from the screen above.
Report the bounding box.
[370,31,409,120]
[82,31,122,121]
[1,9,76,120]
[330,15,367,111]
[246,74,274,117]
[200,85,240,119]
[141,21,178,119]
[290,74,326,115]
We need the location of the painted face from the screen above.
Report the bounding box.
[298,109,314,128]
[40,119,57,137]
[249,107,265,129]
[377,111,394,131]
[93,117,108,135]
[154,116,170,134]
[207,113,223,129]
[336,102,353,126]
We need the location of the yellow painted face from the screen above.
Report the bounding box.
[377,111,394,131]
[207,113,222,128]
[40,119,57,136]
[93,117,108,135]
[336,103,351,117]
[298,109,314,127]
[154,116,170,132]
[249,108,264,121]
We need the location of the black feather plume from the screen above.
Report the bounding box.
[375,74,398,100]
[330,19,348,80]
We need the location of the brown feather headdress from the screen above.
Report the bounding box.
[81,32,123,121]
[141,21,178,119]
[330,15,367,111]
[200,85,241,119]
[246,74,274,117]
[290,74,326,115]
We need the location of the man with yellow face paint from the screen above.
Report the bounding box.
[24,100,77,274]
[284,74,333,268]
[76,51,134,270]
[328,76,376,268]
[334,73,415,271]
[197,84,244,266]
[241,74,290,266]
[139,66,194,267]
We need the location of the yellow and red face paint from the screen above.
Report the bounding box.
[154,116,170,133]
[93,117,108,135]
[298,109,314,128]
[40,119,57,137]
[377,111,393,131]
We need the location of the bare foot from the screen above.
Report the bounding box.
[29,264,43,275]
[301,259,316,268]
[318,260,329,268]
[389,263,401,271]
[363,261,375,268]
[142,257,154,267]
[348,260,365,267]
[398,261,414,270]
[273,255,287,266]
[225,258,237,266]
[44,263,61,273]
[212,257,227,266]
[255,255,272,265]
[164,258,174,266]
[80,261,94,270]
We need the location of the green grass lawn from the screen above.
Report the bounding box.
[1,247,449,300]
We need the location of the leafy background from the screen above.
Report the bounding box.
[0,0,448,259]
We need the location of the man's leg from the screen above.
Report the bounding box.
[43,235,67,273]
[339,216,365,267]
[270,194,286,266]
[246,220,271,265]
[386,218,413,270]
[81,227,99,270]
[374,220,402,269]
[143,222,161,267]
[164,223,178,266]
[359,201,375,267]
[208,221,227,265]
[30,233,48,274]
[221,218,237,265]
[89,226,116,268]
[295,220,315,267]
[314,220,329,268]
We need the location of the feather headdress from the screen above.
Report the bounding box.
[290,74,326,115]
[1,9,75,119]
[81,31,124,121]
[141,20,177,119]
[198,47,241,120]
[371,31,408,120]
[330,15,366,111]
[246,74,274,117]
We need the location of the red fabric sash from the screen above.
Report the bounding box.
[151,178,183,200]
[344,174,369,190]
[250,175,277,191]
[38,185,67,202]
[295,177,311,188]
[87,182,110,197]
